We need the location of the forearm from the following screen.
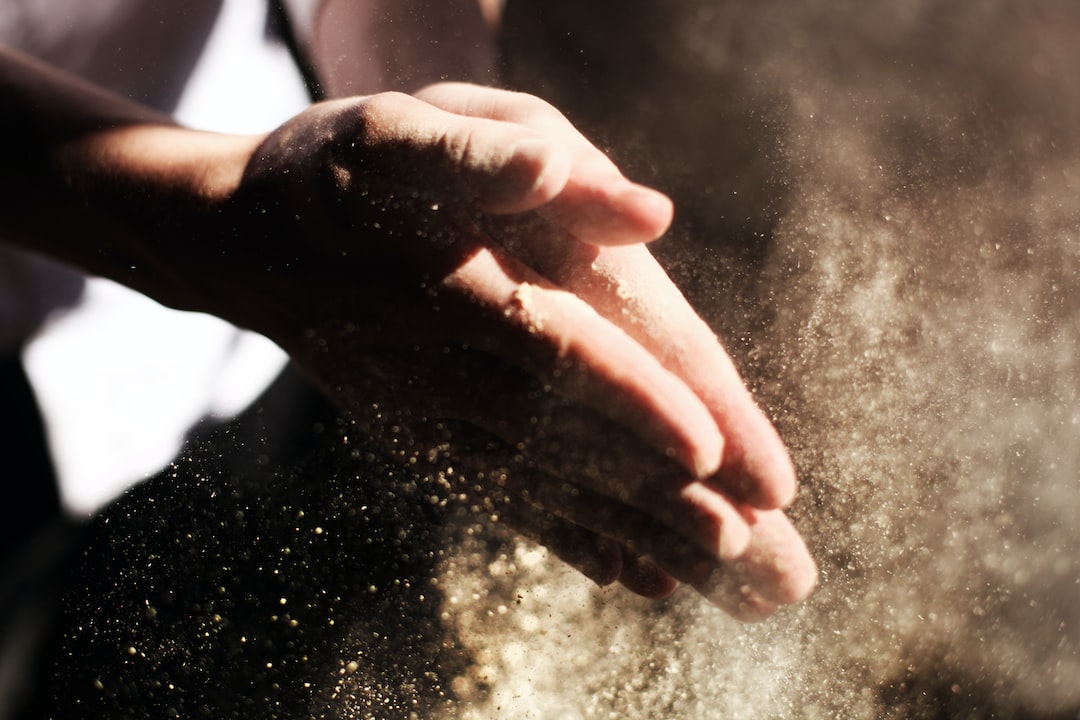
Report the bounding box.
[0,45,260,313]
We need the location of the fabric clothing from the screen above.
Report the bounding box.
[0,5,315,718]
[1,0,310,514]
[2,0,498,515]
[0,5,495,717]
[0,248,82,353]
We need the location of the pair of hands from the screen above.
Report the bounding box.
[214,82,815,620]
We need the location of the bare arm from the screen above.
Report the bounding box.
[0,40,815,617]
[0,45,259,313]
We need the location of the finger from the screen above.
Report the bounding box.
[597,246,795,508]
[481,213,797,509]
[416,82,673,245]
[581,245,798,509]
[521,474,750,568]
[363,411,628,590]
[616,549,679,600]
[540,164,673,247]
[521,477,814,616]
[736,508,818,605]
[519,479,776,619]
[686,508,816,614]
[387,415,632,593]
[340,92,572,215]
[615,538,779,621]
[457,455,679,602]
[385,402,804,618]
[433,242,724,479]
[392,350,749,561]
[491,496,625,588]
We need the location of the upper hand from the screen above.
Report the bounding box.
[212,82,816,619]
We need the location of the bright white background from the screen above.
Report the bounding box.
[25,0,311,515]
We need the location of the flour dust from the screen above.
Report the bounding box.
[432,2,1080,718]
[45,3,1080,718]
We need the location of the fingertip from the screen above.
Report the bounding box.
[698,435,725,480]
[743,508,819,605]
[616,353,724,483]
[536,179,674,246]
[772,455,799,509]
[681,483,752,561]
[769,539,818,605]
[669,424,724,484]
[731,450,798,510]
[673,483,751,561]
[712,417,799,509]
[618,553,680,600]
[616,184,674,242]
[586,535,626,587]
[783,556,819,605]
[643,369,724,483]
[721,510,753,562]
[565,184,674,247]
[557,534,623,588]
[761,442,799,508]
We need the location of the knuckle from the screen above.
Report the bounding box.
[435,125,478,168]
[509,89,563,120]
[356,91,416,140]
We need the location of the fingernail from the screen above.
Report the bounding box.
[691,435,724,480]
[680,481,751,561]
[657,398,723,480]
[718,510,752,561]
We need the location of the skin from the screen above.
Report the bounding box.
[0,23,815,618]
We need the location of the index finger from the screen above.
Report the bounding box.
[482,212,797,509]
[416,82,674,246]
[583,244,799,508]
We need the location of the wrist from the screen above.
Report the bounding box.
[51,124,267,314]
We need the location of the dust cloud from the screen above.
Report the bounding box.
[435,1,1080,718]
[46,2,1080,719]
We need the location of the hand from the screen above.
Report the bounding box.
[207,83,815,619]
